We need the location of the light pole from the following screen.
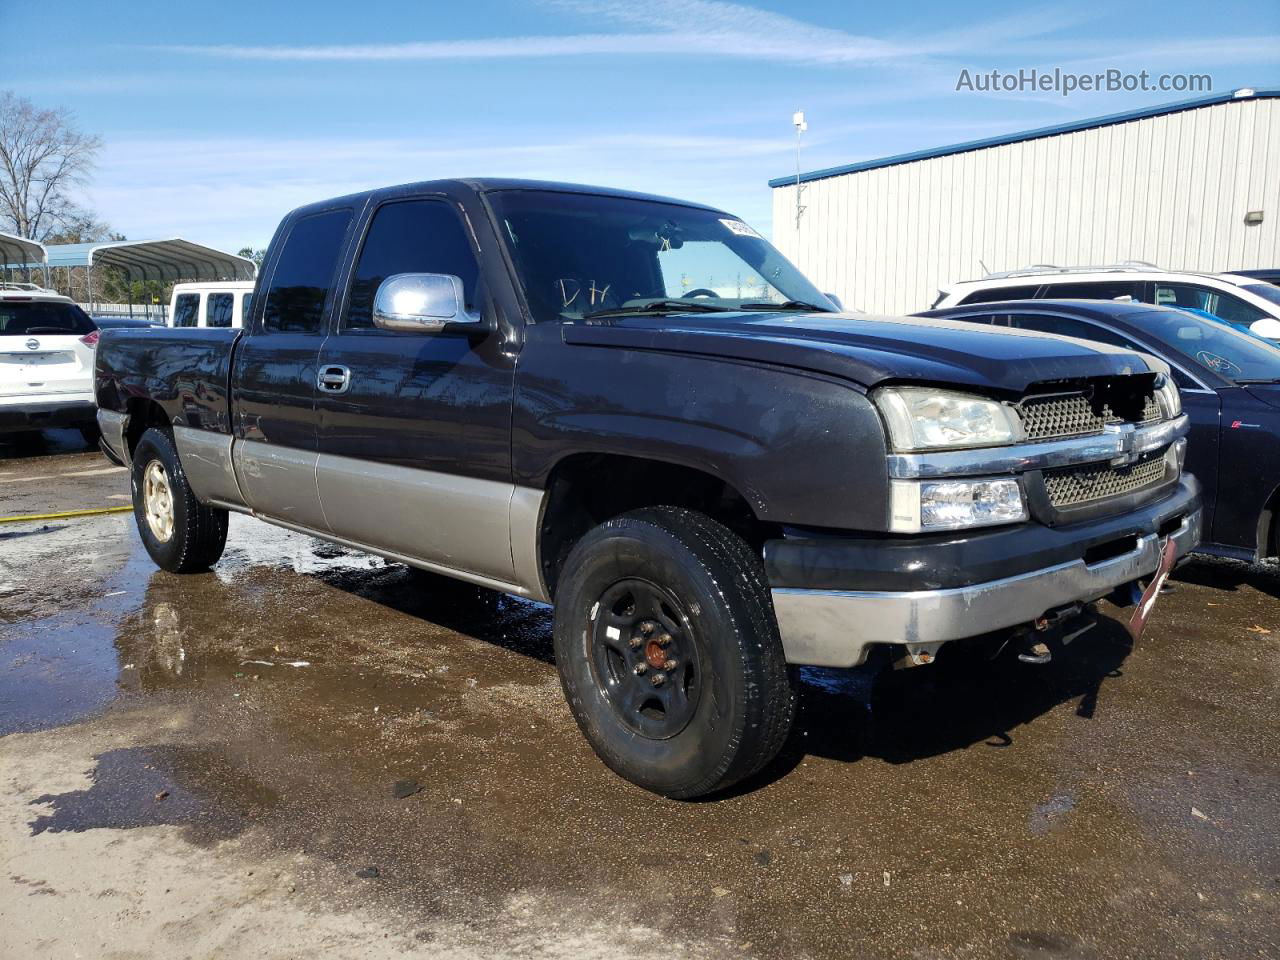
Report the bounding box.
[793,110,807,231]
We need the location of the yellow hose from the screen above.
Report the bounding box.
[0,505,132,524]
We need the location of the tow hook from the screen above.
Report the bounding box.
[1017,635,1053,665]
[1014,604,1096,664]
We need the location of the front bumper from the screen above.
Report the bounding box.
[769,478,1201,667]
[0,394,96,431]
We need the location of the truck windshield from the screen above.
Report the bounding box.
[487,190,833,323]
[1139,308,1280,382]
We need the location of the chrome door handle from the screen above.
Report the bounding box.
[317,364,351,394]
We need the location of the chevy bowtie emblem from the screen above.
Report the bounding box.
[25,338,39,351]
[1111,429,1139,467]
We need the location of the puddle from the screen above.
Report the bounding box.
[0,616,124,735]
[30,744,279,844]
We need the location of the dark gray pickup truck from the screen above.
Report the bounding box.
[96,179,1201,797]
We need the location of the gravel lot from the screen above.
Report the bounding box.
[1,430,1277,959]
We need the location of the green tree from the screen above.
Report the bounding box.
[237,246,267,269]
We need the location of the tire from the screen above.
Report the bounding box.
[130,427,228,573]
[553,506,794,799]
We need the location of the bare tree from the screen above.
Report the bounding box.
[0,91,102,242]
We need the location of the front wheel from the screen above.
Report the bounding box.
[553,507,794,799]
[131,427,228,573]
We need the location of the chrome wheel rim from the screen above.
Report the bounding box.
[143,460,175,543]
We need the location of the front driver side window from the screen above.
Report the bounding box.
[343,199,481,331]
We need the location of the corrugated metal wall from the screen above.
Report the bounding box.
[770,97,1280,315]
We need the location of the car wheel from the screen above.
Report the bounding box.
[553,506,794,799]
[131,427,228,573]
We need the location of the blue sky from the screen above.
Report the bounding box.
[2,0,1277,252]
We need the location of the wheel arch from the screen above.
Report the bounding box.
[124,398,172,459]
[536,451,780,599]
[1255,482,1280,560]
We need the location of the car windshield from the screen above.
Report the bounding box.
[487,190,833,323]
[0,300,95,336]
[1243,283,1280,307]
[1138,308,1280,382]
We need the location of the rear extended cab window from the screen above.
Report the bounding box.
[0,299,95,335]
[262,209,353,333]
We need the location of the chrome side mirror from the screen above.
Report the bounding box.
[372,273,481,333]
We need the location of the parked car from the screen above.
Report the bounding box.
[1227,268,1280,286]
[933,264,1280,339]
[168,281,255,329]
[919,299,1280,563]
[1,283,99,443]
[96,179,1199,798]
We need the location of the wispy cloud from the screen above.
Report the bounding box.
[85,128,805,249]
[146,0,1079,66]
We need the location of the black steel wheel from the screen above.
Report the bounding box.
[553,506,794,799]
[588,578,702,740]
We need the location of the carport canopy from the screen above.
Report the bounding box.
[44,238,257,283]
[0,231,47,269]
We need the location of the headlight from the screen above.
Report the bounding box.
[889,477,1027,533]
[874,386,1022,451]
[1154,375,1182,419]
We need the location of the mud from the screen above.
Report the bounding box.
[1,430,1278,958]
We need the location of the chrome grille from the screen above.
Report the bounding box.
[1043,456,1168,508]
[1019,382,1161,441]
[1018,393,1107,441]
[1140,394,1160,423]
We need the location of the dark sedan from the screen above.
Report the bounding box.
[918,299,1280,562]
[1229,269,1280,286]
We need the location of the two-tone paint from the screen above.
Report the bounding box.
[97,178,1200,669]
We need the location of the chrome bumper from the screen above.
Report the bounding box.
[97,409,129,465]
[771,507,1202,668]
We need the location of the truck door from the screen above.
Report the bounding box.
[313,195,517,583]
[231,206,354,531]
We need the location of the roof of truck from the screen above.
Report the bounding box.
[287,178,728,220]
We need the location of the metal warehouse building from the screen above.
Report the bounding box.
[769,89,1280,315]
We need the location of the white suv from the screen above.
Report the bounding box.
[0,284,99,442]
[933,264,1280,338]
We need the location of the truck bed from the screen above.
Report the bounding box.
[95,327,241,434]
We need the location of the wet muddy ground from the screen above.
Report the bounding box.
[1,430,1278,959]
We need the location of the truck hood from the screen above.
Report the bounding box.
[561,311,1164,393]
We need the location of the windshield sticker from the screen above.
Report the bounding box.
[1197,350,1242,376]
[720,218,763,240]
